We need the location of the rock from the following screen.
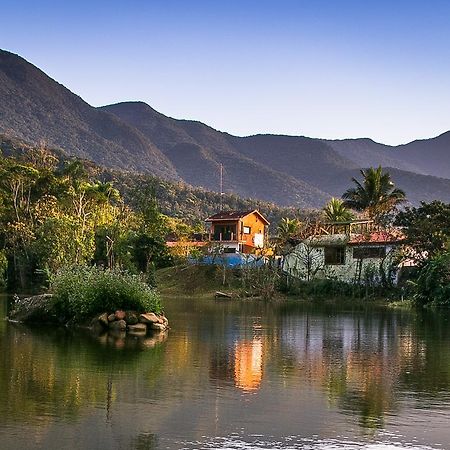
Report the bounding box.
[160,315,169,326]
[89,319,104,335]
[125,311,139,325]
[109,329,126,340]
[107,313,116,322]
[109,319,127,331]
[139,312,160,324]
[115,310,126,320]
[127,323,147,333]
[98,313,109,328]
[150,322,167,332]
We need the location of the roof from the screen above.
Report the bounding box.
[166,241,208,248]
[348,230,406,245]
[305,234,349,247]
[205,210,270,224]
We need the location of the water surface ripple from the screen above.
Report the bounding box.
[1,295,449,449]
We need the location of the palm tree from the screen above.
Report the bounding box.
[323,197,354,222]
[276,217,301,254]
[342,166,406,220]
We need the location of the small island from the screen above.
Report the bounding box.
[8,266,168,335]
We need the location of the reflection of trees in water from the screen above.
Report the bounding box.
[0,323,167,425]
[264,306,450,430]
[132,432,158,450]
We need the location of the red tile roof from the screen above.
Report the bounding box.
[205,210,270,224]
[348,230,405,245]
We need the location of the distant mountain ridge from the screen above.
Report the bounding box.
[1,49,450,207]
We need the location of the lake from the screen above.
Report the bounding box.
[1,294,450,450]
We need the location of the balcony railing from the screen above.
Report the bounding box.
[209,232,238,242]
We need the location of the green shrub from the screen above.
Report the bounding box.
[414,252,450,306]
[51,265,162,321]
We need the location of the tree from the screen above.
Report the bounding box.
[276,217,301,255]
[395,201,450,264]
[323,197,354,222]
[342,167,406,221]
[413,251,450,306]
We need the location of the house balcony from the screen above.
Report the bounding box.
[208,232,242,243]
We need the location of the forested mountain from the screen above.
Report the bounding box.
[0,50,178,179]
[104,101,450,206]
[1,48,450,207]
[0,134,300,229]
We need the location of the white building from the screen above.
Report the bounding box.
[282,221,405,285]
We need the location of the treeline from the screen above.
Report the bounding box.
[0,138,300,289]
[0,147,174,289]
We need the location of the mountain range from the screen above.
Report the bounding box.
[1,48,449,208]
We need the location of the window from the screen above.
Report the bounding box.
[324,246,346,265]
[353,247,386,259]
[243,226,251,234]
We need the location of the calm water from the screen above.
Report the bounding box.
[1,294,450,450]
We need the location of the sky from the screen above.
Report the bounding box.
[2,0,450,145]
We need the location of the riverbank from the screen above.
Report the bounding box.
[156,265,406,305]
[156,265,243,298]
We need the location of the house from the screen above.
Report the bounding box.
[282,220,405,284]
[205,210,270,254]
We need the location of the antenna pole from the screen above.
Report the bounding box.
[220,163,224,211]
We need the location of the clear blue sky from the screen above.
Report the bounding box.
[2,0,450,145]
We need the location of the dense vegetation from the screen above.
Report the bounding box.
[0,146,173,289]
[395,201,450,306]
[51,266,161,322]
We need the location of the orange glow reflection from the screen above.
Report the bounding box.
[234,338,263,392]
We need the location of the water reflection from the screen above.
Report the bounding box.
[1,295,450,449]
[234,336,263,392]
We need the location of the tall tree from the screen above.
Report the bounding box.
[342,166,406,221]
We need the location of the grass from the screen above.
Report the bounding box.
[156,265,242,298]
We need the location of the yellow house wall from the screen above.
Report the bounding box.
[240,213,267,248]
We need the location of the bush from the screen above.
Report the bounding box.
[414,252,450,306]
[281,277,357,298]
[51,265,162,322]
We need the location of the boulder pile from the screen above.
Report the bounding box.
[94,310,169,335]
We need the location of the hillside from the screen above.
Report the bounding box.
[395,132,450,179]
[1,49,450,208]
[0,50,178,180]
[101,102,330,207]
[104,101,450,206]
[0,133,300,229]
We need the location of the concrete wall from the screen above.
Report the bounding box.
[283,242,399,284]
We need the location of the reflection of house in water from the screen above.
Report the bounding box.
[209,335,264,392]
[234,338,263,392]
